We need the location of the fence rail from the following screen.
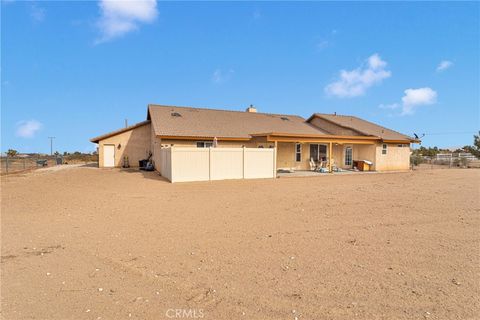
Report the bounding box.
[1,156,53,175]
[411,155,480,170]
[1,155,98,175]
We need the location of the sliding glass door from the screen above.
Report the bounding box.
[309,144,328,162]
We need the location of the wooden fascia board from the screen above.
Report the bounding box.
[266,136,376,144]
[157,135,250,141]
[382,139,416,144]
[254,132,379,140]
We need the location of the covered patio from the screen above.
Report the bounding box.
[252,133,379,173]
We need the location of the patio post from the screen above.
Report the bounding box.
[273,141,278,178]
[329,141,333,173]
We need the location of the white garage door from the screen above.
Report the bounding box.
[103,145,115,167]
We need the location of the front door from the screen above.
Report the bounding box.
[344,146,353,168]
[103,144,115,167]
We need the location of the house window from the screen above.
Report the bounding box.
[295,143,302,162]
[345,146,353,166]
[397,144,403,147]
[196,141,213,148]
[382,144,388,155]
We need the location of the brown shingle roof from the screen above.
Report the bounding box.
[307,113,415,142]
[148,104,328,138]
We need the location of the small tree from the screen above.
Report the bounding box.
[459,132,480,159]
[411,154,423,166]
[473,131,480,158]
[6,149,18,157]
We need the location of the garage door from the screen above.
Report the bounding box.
[103,145,115,167]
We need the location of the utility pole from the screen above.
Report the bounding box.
[48,137,55,156]
[125,119,128,128]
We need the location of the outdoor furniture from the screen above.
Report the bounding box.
[353,160,372,171]
[309,158,317,171]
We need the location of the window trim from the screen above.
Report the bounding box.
[295,143,302,162]
[196,141,213,148]
[382,144,388,155]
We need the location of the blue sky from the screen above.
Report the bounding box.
[1,1,479,153]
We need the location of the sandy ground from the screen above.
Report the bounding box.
[1,167,479,320]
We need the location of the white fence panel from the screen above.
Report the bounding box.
[210,148,244,180]
[160,148,172,181]
[160,147,275,182]
[244,148,275,179]
[171,148,210,182]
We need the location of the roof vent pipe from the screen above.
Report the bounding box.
[246,104,257,113]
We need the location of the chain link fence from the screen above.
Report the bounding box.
[1,154,98,175]
[411,155,480,170]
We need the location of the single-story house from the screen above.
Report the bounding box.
[90,104,419,180]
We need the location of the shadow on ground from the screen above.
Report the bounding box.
[117,167,171,183]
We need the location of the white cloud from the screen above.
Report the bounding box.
[379,87,438,116]
[325,53,391,98]
[212,69,234,84]
[401,87,437,115]
[30,3,45,22]
[96,0,158,44]
[15,120,43,138]
[436,60,453,72]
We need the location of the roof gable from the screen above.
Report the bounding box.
[307,113,414,142]
[90,120,151,143]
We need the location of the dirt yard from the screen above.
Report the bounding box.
[1,167,479,320]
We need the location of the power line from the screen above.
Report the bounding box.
[48,137,55,156]
[423,131,477,136]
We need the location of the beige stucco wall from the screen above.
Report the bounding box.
[151,128,162,172]
[309,117,360,136]
[98,123,152,168]
[276,142,310,170]
[276,142,378,171]
[375,143,411,171]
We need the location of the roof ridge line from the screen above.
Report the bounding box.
[148,104,305,119]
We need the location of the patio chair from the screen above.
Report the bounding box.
[316,160,328,173]
[324,159,339,172]
[309,158,317,171]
